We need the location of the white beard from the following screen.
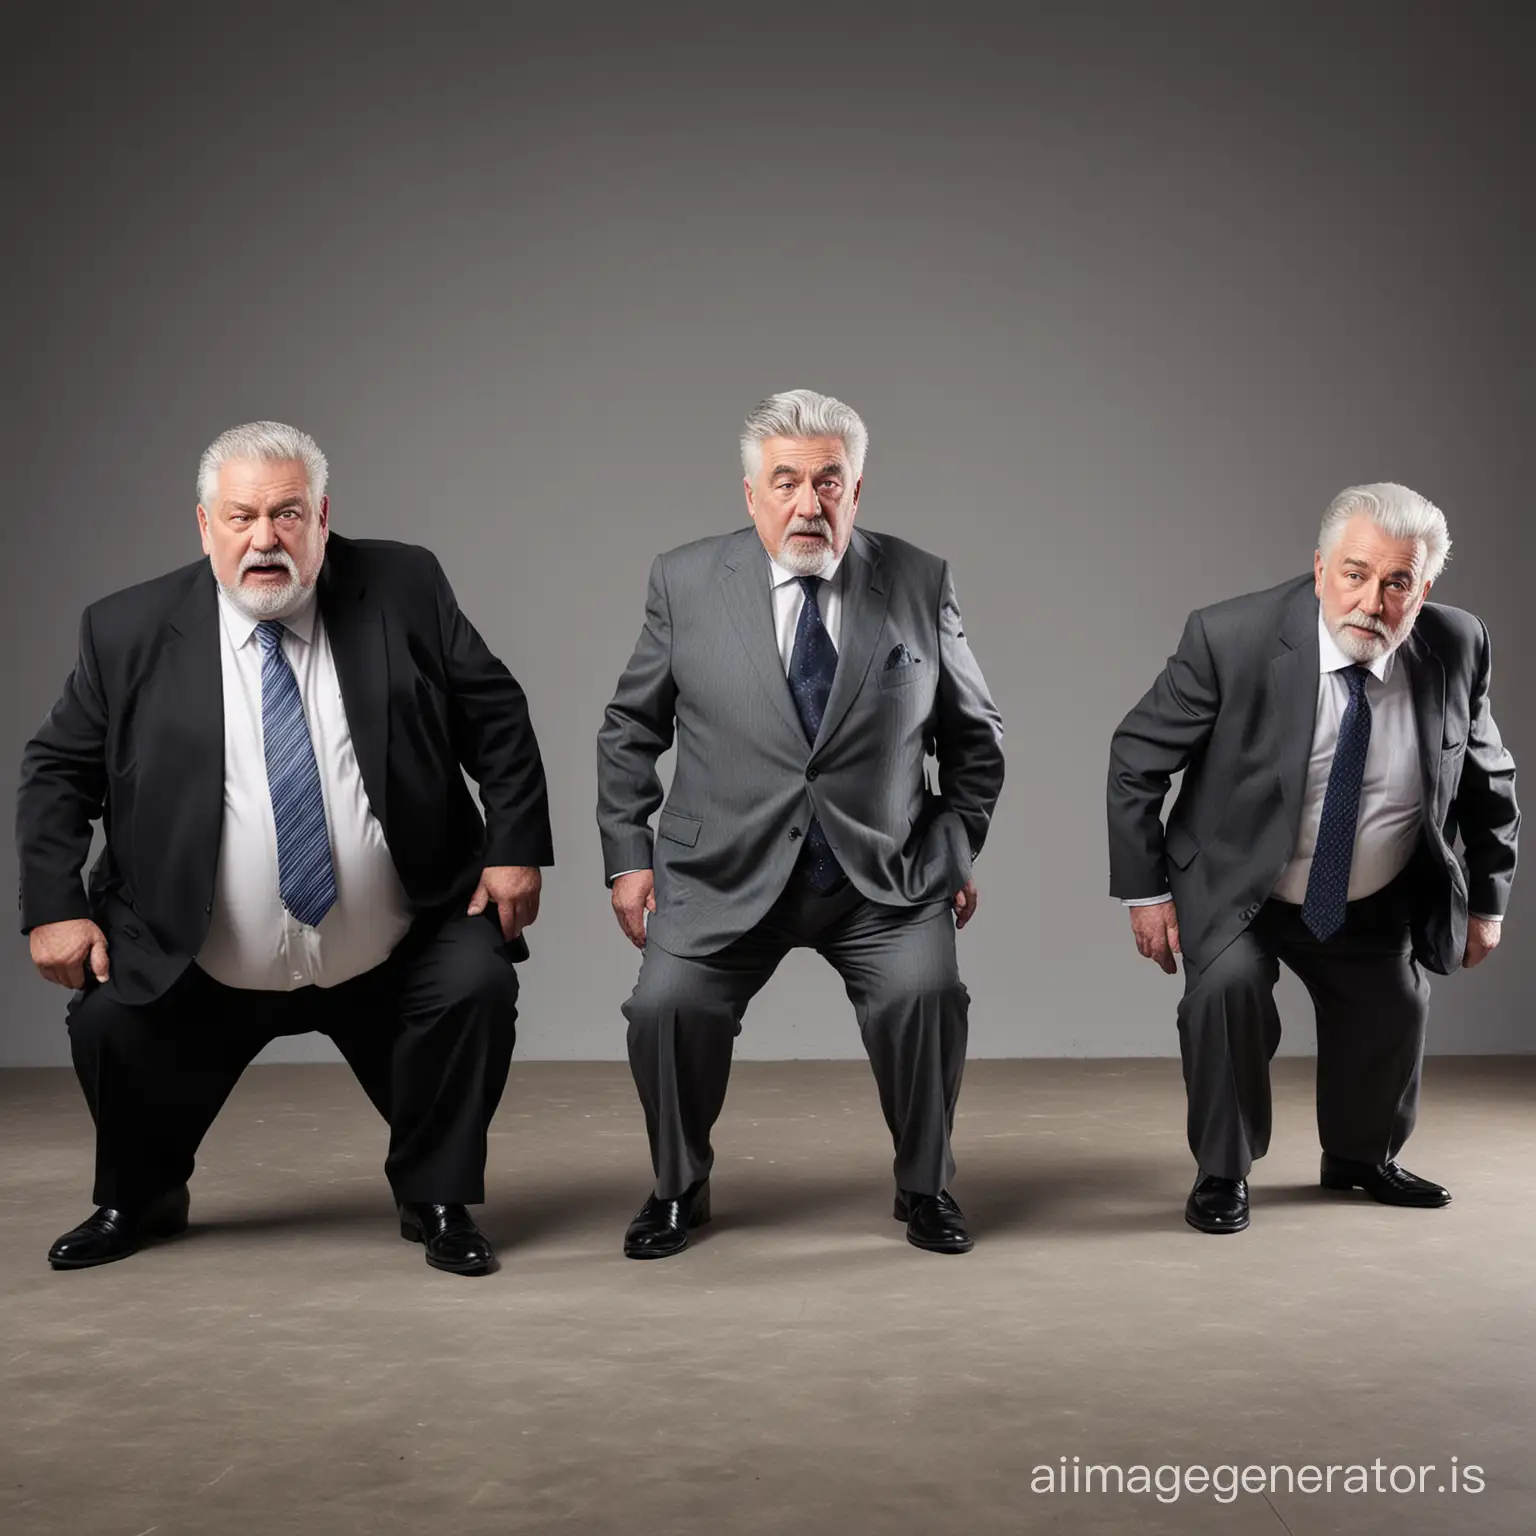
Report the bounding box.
[776,516,835,577]
[1329,608,1414,663]
[218,551,309,620]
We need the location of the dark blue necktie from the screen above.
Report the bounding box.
[787,576,843,891]
[1301,665,1373,941]
[257,621,337,929]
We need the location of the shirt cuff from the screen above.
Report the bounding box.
[1122,894,1173,906]
[1469,912,1503,922]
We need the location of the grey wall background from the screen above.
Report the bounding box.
[1,0,1529,1067]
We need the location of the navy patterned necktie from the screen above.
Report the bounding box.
[256,621,337,928]
[1301,665,1373,941]
[787,576,844,891]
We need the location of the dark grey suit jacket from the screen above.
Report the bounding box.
[1107,574,1519,975]
[597,526,1005,958]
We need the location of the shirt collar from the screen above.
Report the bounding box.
[216,583,320,650]
[1316,603,1395,683]
[767,545,846,590]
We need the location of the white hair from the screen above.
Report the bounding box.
[1318,482,1451,583]
[197,420,329,509]
[740,388,869,484]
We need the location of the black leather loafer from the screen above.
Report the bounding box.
[894,1189,974,1254]
[1185,1173,1249,1233]
[48,1184,191,1270]
[623,1178,710,1260]
[399,1203,498,1275]
[1320,1154,1450,1208]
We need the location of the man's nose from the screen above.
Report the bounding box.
[1358,579,1385,613]
[250,514,279,548]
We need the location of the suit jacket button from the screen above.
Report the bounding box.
[806,767,819,780]
[789,827,802,840]
[204,903,213,914]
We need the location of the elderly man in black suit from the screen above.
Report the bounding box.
[1108,483,1518,1233]
[19,421,553,1274]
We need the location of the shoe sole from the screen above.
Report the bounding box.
[905,1232,975,1255]
[400,1220,498,1275]
[1319,1179,1450,1208]
[1184,1211,1249,1234]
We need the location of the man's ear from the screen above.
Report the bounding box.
[318,494,330,539]
[1312,548,1325,597]
[743,476,757,521]
[197,503,213,556]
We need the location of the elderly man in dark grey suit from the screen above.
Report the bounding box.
[1109,484,1518,1234]
[597,388,1004,1258]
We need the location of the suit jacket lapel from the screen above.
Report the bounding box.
[815,530,891,750]
[164,571,226,871]
[720,531,805,741]
[1400,627,1445,823]
[1270,580,1321,845]
[319,542,391,833]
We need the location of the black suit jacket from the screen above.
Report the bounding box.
[1107,574,1519,975]
[17,534,553,1003]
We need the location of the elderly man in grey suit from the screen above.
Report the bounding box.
[597,389,1004,1258]
[1108,484,1518,1234]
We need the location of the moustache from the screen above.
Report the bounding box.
[785,518,831,540]
[240,552,298,576]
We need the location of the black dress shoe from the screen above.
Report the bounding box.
[893,1189,974,1254]
[623,1178,710,1260]
[1320,1154,1451,1207]
[399,1203,497,1275]
[1185,1173,1249,1233]
[48,1185,191,1270]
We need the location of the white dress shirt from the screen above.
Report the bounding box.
[1268,608,1423,904]
[197,588,413,991]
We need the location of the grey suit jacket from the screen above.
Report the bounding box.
[597,526,1005,957]
[1107,574,1519,975]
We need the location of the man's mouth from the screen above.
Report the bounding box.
[244,565,290,580]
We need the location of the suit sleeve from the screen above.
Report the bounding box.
[1107,608,1221,899]
[16,607,110,932]
[433,555,554,867]
[1455,619,1518,918]
[596,555,677,883]
[933,562,1005,861]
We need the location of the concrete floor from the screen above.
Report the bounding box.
[1,1057,1532,1536]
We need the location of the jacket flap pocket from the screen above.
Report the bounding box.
[1165,824,1200,870]
[658,809,703,847]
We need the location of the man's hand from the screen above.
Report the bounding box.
[1129,899,1181,975]
[30,918,110,989]
[611,870,656,950]
[953,880,979,930]
[467,865,542,942]
[1463,916,1502,969]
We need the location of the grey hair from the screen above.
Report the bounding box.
[197,421,329,509]
[740,388,869,484]
[1318,482,1451,583]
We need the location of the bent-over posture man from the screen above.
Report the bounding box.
[19,421,553,1274]
[1108,483,1517,1233]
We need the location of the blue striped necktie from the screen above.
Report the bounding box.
[256,620,336,928]
[1300,664,1372,941]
